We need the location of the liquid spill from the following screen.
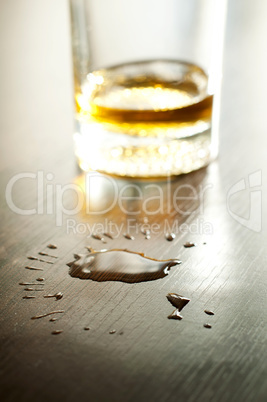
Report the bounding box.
[165,233,176,241]
[67,249,181,283]
[39,252,58,258]
[109,329,116,334]
[124,233,135,240]
[168,309,183,320]
[36,277,45,282]
[184,242,196,248]
[44,292,63,300]
[204,309,214,316]
[25,266,43,271]
[84,327,90,331]
[204,323,212,329]
[51,330,63,335]
[31,310,64,320]
[103,232,113,239]
[23,295,36,299]
[47,244,57,249]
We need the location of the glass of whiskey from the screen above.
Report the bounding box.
[69,0,227,177]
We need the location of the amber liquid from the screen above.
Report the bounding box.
[74,60,213,177]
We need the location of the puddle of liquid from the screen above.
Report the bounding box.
[124,233,135,240]
[51,330,63,335]
[165,233,176,241]
[31,310,64,320]
[204,309,214,316]
[204,323,212,329]
[183,242,196,248]
[47,244,57,249]
[166,293,190,311]
[68,249,181,283]
[109,329,116,334]
[25,266,44,271]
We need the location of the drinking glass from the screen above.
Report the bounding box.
[70,0,227,177]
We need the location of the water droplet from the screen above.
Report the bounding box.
[92,233,105,241]
[124,233,135,240]
[141,228,150,236]
[25,266,43,271]
[47,244,57,249]
[166,293,190,311]
[39,252,57,258]
[43,292,63,300]
[103,232,113,239]
[168,309,183,320]
[31,310,64,320]
[165,233,176,241]
[204,309,214,316]
[51,330,63,335]
[184,242,196,248]
[19,282,44,286]
[203,323,212,329]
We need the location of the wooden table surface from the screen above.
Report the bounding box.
[0,1,267,401]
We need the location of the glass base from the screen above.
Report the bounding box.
[74,118,211,178]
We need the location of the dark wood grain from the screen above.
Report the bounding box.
[1,1,267,401]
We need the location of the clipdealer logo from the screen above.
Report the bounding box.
[5,171,213,231]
